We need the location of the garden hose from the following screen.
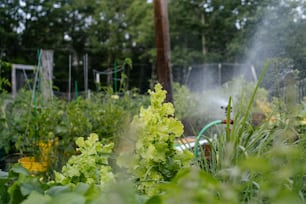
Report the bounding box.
[194,120,222,159]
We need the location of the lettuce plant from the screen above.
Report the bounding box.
[54,133,114,188]
[117,83,193,195]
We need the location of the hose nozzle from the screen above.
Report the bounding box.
[220,105,232,114]
[221,119,234,124]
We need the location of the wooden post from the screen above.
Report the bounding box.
[153,0,173,103]
[11,65,16,99]
[40,49,54,101]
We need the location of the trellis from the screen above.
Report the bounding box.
[11,64,35,99]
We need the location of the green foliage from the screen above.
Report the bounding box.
[2,0,306,91]
[2,167,104,204]
[173,76,271,136]
[0,90,65,156]
[190,62,306,202]
[21,181,148,204]
[0,61,11,95]
[154,167,239,204]
[117,83,194,195]
[0,169,10,204]
[0,90,34,154]
[125,0,154,53]
[197,62,270,170]
[0,87,143,170]
[54,133,114,187]
[0,164,46,204]
[152,142,305,204]
[0,78,10,94]
[0,78,305,203]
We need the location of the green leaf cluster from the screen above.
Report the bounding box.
[117,83,193,195]
[149,142,305,204]
[54,133,114,187]
[0,88,144,171]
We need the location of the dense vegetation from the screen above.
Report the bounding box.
[0,0,305,203]
[0,74,305,203]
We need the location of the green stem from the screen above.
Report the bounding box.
[225,97,232,142]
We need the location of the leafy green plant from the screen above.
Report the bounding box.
[0,60,11,94]
[21,180,148,204]
[1,164,107,204]
[0,90,34,154]
[1,73,305,203]
[0,87,142,172]
[54,133,114,187]
[0,78,10,94]
[149,167,239,204]
[0,164,47,204]
[0,169,10,203]
[148,141,305,204]
[191,61,306,202]
[117,83,194,195]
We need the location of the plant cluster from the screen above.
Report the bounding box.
[54,133,114,187]
[0,78,305,204]
[117,84,194,195]
[0,88,148,171]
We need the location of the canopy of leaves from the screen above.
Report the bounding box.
[0,0,305,91]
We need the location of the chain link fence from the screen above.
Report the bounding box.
[181,63,257,93]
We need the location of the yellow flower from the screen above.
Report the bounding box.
[300,118,306,125]
[111,94,119,99]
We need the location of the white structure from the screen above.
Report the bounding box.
[11,49,54,100]
[11,64,35,99]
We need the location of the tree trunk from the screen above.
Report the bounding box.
[153,0,173,103]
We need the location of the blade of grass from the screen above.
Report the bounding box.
[233,61,270,162]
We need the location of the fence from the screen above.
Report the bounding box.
[182,63,257,93]
[182,63,306,103]
[269,78,306,103]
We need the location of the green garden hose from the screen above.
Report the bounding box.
[194,120,223,159]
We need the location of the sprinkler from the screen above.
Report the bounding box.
[194,104,234,159]
[220,105,234,125]
[174,103,234,161]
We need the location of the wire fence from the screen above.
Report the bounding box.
[181,63,257,93]
[11,61,306,103]
[269,78,306,103]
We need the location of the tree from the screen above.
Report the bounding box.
[2,0,306,93]
[240,0,306,83]
[167,0,306,85]
[0,0,21,61]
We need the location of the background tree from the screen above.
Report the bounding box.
[0,0,305,93]
[0,0,21,62]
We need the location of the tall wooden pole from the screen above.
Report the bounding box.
[153,0,173,103]
[40,49,54,101]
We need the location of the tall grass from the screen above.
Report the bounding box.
[191,61,306,203]
[197,61,270,172]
